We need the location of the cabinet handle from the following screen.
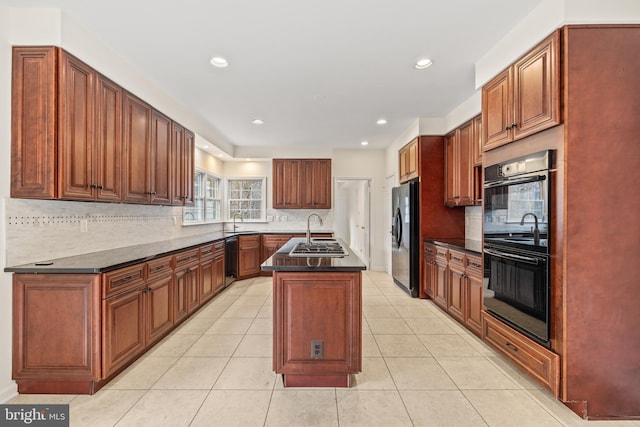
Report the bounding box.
[97,185,104,190]
[505,342,518,352]
[511,123,517,129]
[90,184,97,189]
[147,191,157,195]
[117,275,137,285]
[505,126,510,131]
[154,266,165,272]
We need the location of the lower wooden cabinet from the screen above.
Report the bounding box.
[239,234,261,278]
[433,247,449,309]
[273,271,362,387]
[424,244,483,337]
[200,241,225,303]
[464,254,483,335]
[11,239,227,394]
[102,284,146,378]
[483,311,560,397]
[12,274,102,394]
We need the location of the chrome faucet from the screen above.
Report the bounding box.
[232,212,243,232]
[306,212,323,244]
[520,213,540,245]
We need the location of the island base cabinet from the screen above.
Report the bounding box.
[13,274,102,394]
[273,271,362,387]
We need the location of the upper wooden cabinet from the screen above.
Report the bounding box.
[171,124,195,207]
[399,138,419,183]
[11,46,194,206]
[272,159,331,209]
[445,116,479,207]
[482,30,561,151]
[149,109,173,205]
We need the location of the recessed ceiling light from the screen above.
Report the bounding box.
[203,145,209,149]
[376,119,387,125]
[218,153,224,158]
[210,56,228,68]
[361,141,369,146]
[251,119,264,125]
[414,58,433,70]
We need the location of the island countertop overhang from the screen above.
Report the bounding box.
[261,238,366,272]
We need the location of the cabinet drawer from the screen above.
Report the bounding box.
[103,264,146,298]
[262,234,293,247]
[466,254,483,278]
[146,255,173,280]
[424,244,436,259]
[435,247,448,264]
[239,234,261,249]
[449,249,466,269]
[482,312,560,397]
[173,248,200,268]
[200,241,224,259]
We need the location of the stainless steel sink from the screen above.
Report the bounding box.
[289,240,349,257]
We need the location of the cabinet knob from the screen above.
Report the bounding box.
[505,126,510,131]
[90,184,97,189]
[97,185,103,190]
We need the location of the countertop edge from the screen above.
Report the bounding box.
[424,238,483,255]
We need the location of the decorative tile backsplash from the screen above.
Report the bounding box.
[5,198,223,266]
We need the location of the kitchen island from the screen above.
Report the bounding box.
[261,238,366,387]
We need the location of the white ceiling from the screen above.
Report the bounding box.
[5,0,542,152]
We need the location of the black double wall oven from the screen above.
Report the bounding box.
[483,150,554,347]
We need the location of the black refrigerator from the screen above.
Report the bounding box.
[391,180,419,297]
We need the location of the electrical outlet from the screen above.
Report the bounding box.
[80,219,88,233]
[311,340,323,359]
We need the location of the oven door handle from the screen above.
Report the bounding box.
[484,174,546,189]
[484,248,541,265]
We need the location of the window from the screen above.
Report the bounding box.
[183,170,222,224]
[226,178,266,221]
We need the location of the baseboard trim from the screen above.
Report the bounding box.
[0,381,18,403]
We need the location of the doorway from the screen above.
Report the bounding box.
[334,178,371,268]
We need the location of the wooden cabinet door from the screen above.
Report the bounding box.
[173,265,194,323]
[200,256,215,303]
[239,235,261,278]
[301,159,332,209]
[94,73,123,202]
[444,132,457,206]
[171,122,185,206]
[213,250,225,295]
[11,47,57,199]
[423,244,437,298]
[465,273,483,337]
[122,91,152,204]
[103,285,146,377]
[186,266,200,314]
[13,274,101,382]
[456,121,474,206]
[472,115,482,166]
[399,139,418,184]
[513,30,560,140]
[447,255,466,323]
[273,271,362,376]
[434,251,448,309]
[183,130,195,206]
[273,159,301,208]
[58,50,95,201]
[145,274,174,345]
[150,110,173,205]
[482,67,513,151]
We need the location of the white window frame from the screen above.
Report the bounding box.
[225,177,267,222]
[183,169,223,225]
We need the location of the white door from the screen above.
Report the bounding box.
[335,178,371,268]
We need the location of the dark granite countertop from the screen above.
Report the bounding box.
[261,238,367,272]
[4,230,336,274]
[424,238,483,254]
[4,232,231,274]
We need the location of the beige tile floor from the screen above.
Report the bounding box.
[8,271,640,427]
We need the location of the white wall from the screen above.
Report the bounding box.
[332,149,386,271]
[0,3,15,404]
